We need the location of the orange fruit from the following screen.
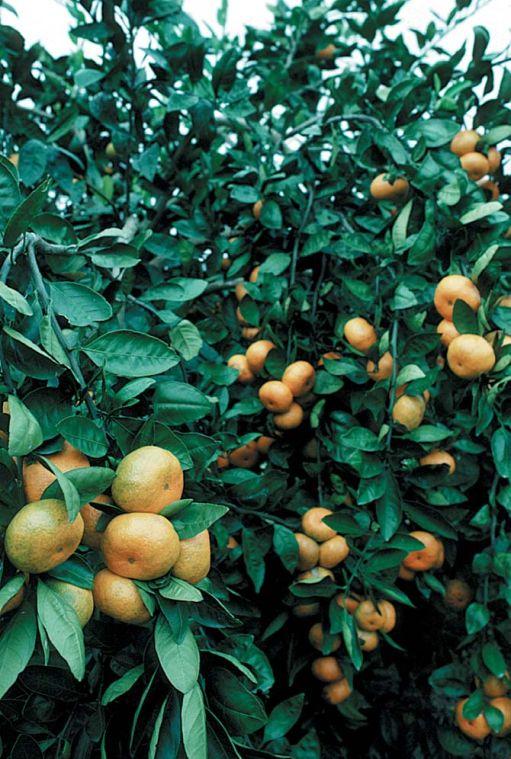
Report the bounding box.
[221,256,231,271]
[355,599,395,632]
[447,334,495,379]
[392,395,425,430]
[93,568,151,624]
[460,152,489,180]
[444,579,472,610]
[343,317,377,353]
[0,585,25,615]
[171,530,210,584]
[437,319,460,347]
[8,152,19,167]
[450,129,480,156]
[370,173,409,200]
[308,623,341,653]
[5,500,84,574]
[101,512,180,581]
[455,699,490,741]
[335,593,360,614]
[322,678,351,705]
[46,579,94,627]
[235,282,248,301]
[249,267,260,283]
[298,567,335,582]
[403,531,443,571]
[81,494,112,550]
[357,629,379,652]
[316,43,336,60]
[398,565,415,581]
[256,436,275,454]
[242,326,261,340]
[489,697,511,736]
[487,147,502,173]
[478,179,500,200]
[246,340,276,373]
[483,673,509,698]
[282,361,316,397]
[311,656,343,682]
[294,532,319,571]
[253,200,264,219]
[301,507,336,542]
[229,441,259,468]
[227,354,256,384]
[419,450,456,474]
[23,441,90,503]
[367,351,393,381]
[292,602,320,618]
[318,351,342,366]
[273,402,304,430]
[111,446,183,513]
[434,275,481,321]
[259,381,294,412]
[217,453,229,470]
[318,535,349,569]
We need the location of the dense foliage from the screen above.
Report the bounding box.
[0,0,510,756]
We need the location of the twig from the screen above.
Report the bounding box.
[311,253,327,324]
[385,320,399,451]
[286,113,382,141]
[204,277,244,295]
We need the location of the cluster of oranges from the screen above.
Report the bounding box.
[450,128,502,195]
[456,686,511,742]
[398,530,445,582]
[3,442,210,627]
[217,434,275,470]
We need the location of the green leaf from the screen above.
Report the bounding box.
[37,581,85,680]
[264,693,304,742]
[149,697,168,759]
[159,577,203,603]
[57,416,108,458]
[0,163,21,235]
[258,253,291,275]
[171,320,203,361]
[0,575,25,611]
[260,200,283,230]
[460,202,502,225]
[49,282,112,326]
[101,664,145,705]
[272,524,298,573]
[154,381,211,424]
[0,280,33,316]
[19,140,48,186]
[38,456,81,520]
[392,200,412,249]
[182,683,207,759]
[491,428,511,479]
[482,642,506,678]
[452,299,479,334]
[44,466,115,505]
[155,616,200,694]
[171,502,229,539]
[465,602,490,635]
[83,330,179,377]
[7,395,43,456]
[242,528,269,592]
[209,667,268,736]
[0,603,37,698]
[4,178,51,247]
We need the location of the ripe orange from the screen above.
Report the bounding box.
[460,152,490,180]
[298,567,335,582]
[235,282,248,301]
[229,441,259,468]
[343,317,377,353]
[455,699,490,741]
[228,354,256,384]
[282,361,316,397]
[294,532,319,571]
[256,436,275,454]
[81,494,112,550]
[318,351,342,366]
[335,593,360,614]
[111,446,183,513]
[93,568,151,624]
[23,441,90,503]
[478,179,500,200]
[46,579,94,627]
[0,586,25,615]
[489,697,511,736]
[443,579,472,610]
[253,200,264,219]
[273,402,304,430]
[367,351,393,381]
[172,530,210,584]
[403,531,443,571]
[322,678,351,705]
[370,173,409,201]
[447,334,496,379]
[398,565,415,581]
[392,395,425,430]
[292,602,320,618]
[8,152,19,167]
[242,326,261,340]
[246,340,276,373]
[483,673,509,698]
[221,256,231,271]
[487,147,502,173]
[301,507,336,542]
[419,450,456,474]
[101,512,181,581]
[450,129,480,156]
[249,266,260,283]
[357,629,379,652]
[355,599,395,632]
[437,319,460,347]
[308,623,341,653]
[316,43,336,60]
[259,380,294,412]
[312,656,343,683]
[217,453,229,470]
[434,275,481,320]
[5,499,84,573]
[318,535,349,568]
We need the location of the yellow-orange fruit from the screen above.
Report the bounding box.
[301,507,336,542]
[23,441,90,503]
[282,361,316,398]
[308,623,341,653]
[355,599,395,632]
[101,513,181,581]
[455,699,490,741]
[437,319,460,347]
[259,381,293,413]
[171,530,210,584]
[450,129,480,156]
[312,656,343,683]
[273,402,304,430]
[322,678,352,705]
[235,282,248,301]
[316,43,336,60]
[392,395,425,430]
[217,453,229,470]
[8,152,19,167]
[46,579,94,628]
[229,441,259,469]
[357,629,379,652]
[253,200,264,219]
[81,494,112,550]
[434,275,481,321]
[303,438,318,459]
[249,267,260,283]
[298,567,335,582]
[420,450,456,474]
[398,565,415,581]
[370,173,409,200]
[294,532,320,571]
[367,351,393,381]
[483,674,509,698]
[93,568,151,625]
[0,585,25,615]
[447,334,496,379]
[487,147,502,173]
[111,446,183,513]
[403,531,443,572]
[460,152,489,181]
[292,602,320,618]
[344,318,377,353]
[221,256,231,271]
[228,354,256,384]
[478,179,500,200]
[242,327,261,340]
[256,436,275,454]
[444,579,473,610]
[318,351,342,366]
[489,697,511,736]
[335,594,360,614]
[318,535,349,569]
[485,331,511,349]
[246,340,276,373]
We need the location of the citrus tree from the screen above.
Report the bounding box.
[1,0,511,756]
